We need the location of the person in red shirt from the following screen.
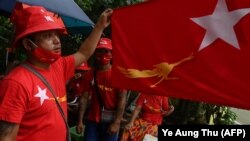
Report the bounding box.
[67,62,91,126]
[67,62,91,105]
[0,6,112,141]
[76,38,127,141]
[120,93,174,141]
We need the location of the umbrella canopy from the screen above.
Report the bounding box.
[0,0,94,35]
[0,0,14,16]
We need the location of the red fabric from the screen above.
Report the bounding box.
[111,0,250,110]
[97,38,112,50]
[75,62,91,70]
[136,93,169,125]
[11,6,66,48]
[68,79,84,96]
[120,118,158,141]
[0,56,75,141]
[68,72,91,97]
[86,69,123,122]
[82,71,94,92]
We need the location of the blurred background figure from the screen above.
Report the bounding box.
[120,93,174,141]
[76,38,127,141]
[67,62,91,105]
[66,61,91,126]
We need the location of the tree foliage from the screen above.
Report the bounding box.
[0,17,13,73]
[165,99,237,125]
[75,0,144,23]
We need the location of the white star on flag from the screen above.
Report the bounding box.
[34,86,49,105]
[191,0,250,51]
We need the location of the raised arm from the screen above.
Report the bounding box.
[73,9,113,67]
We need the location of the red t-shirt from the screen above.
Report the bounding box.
[84,69,124,122]
[67,73,90,97]
[68,79,83,97]
[136,93,169,125]
[0,56,75,141]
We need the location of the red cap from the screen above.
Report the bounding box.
[75,62,91,71]
[96,38,112,50]
[11,6,67,48]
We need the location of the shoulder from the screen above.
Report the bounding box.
[136,93,146,104]
[1,65,33,91]
[53,55,75,67]
[139,93,146,99]
[4,65,30,82]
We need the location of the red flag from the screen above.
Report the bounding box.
[111,0,250,110]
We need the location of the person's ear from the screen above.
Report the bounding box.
[22,38,36,51]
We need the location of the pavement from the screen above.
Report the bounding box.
[231,108,250,124]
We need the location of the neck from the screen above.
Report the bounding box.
[27,57,50,69]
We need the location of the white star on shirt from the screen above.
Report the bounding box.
[190,0,250,51]
[34,86,49,105]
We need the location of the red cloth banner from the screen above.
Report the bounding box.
[111,0,250,110]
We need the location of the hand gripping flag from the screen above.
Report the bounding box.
[111,0,250,110]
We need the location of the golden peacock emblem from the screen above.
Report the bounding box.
[117,55,194,88]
